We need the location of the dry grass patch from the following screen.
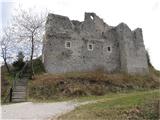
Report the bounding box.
[28,69,160,101]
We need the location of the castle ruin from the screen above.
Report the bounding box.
[42,12,149,75]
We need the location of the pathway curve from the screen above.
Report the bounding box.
[1,101,95,120]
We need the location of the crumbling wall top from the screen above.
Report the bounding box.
[46,13,73,35]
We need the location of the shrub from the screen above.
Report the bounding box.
[33,57,45,74]
[70,88,87,96]
[29,79,58,100]
[89,84,106,96]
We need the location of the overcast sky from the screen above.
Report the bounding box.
[0,0,160,70]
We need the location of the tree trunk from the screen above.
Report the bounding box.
[30,34,35,77]
[2,47,10,74]
[4,58,10,74]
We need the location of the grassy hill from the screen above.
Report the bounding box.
[56,89,160,120]
[28,67,160,101]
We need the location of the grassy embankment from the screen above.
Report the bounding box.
[1,65,13,103]
[57,89,160,120]
[28,67,160,101]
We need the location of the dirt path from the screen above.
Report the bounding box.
[1,101,95,120]
[1,101,78,120]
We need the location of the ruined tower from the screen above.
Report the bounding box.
[42,12,149,75]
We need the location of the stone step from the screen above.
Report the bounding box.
[15,81,27,85]
[15,84,26,86]
[11,78,28,103]
[16,79,27,82]
[12,95,26,99]
[15,81,27,84]
[14,85,26,90]
[13,86,26,92]
[17,82,27,85]
[22,77,30,79]
[13,89,26,92]
[12,91,26,97]
[12,98,26,102]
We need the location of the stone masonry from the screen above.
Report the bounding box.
[42,12,149,75]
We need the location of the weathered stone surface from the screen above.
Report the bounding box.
[42,12,149,75]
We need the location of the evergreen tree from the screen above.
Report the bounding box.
[12,51,25,72]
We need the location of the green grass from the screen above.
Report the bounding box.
[57,89,160,120]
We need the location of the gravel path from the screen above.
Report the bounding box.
[1,101,96,120]
[1,101,79,120]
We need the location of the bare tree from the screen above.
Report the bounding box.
[1,38,10,73]
[0,26,16,74]
[13,8,47,76]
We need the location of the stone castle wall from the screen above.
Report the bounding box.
[43,12,149,74]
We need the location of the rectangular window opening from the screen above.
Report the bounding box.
[107,47,111,51]
[65,41,71,48]
[88,43,94,51]
[107,45,112,53]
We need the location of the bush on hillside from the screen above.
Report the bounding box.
[32,57,45,75]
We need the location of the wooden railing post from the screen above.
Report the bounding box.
[9,88,13,102]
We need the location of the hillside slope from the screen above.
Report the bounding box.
[57,89,160,120]
[29,68,160,100]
